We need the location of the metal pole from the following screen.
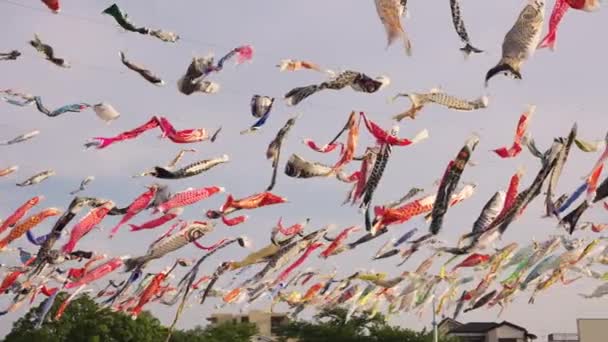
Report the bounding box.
[432,296,438,342]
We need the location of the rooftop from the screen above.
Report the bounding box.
[448,320,537,340]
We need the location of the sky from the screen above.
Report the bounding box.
[0,0,607,339]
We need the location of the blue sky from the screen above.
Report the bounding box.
[0,0,607,339]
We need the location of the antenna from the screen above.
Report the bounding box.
[432,295,438,342]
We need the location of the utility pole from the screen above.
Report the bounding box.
[432,296,438,342]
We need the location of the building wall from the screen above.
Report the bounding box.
[577,319,608,342]
[487,325,525,342]
[208,310,288,338]
[249,310,272,336]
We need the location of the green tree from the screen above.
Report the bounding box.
[170,323,258,342]
[4,292,259,342]
[276,307,459,342]
[5,293,167,342]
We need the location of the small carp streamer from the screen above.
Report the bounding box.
[177,46,253,95]
[29,34,70,68]
[102,4,179,42]
[206,192,288,226]
[449,0,483,56]
[391,89,488,120]
[139,155,229,180]
[485,0,545,85]
[120,51,164,85]
[374,0,412,55]
[0,50,21,61]
[40,0,60,13]
[1,130,40,146]
[16,170,56,187]
[284,70,390,106]
[493,105,535,158]
[84,116,214,149]
[241,95,275,134]
[266,115,299,191]
[276,59,330,74]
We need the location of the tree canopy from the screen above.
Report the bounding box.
[275,307,459,342]
[4,293,454,342]
[3,292,258,342]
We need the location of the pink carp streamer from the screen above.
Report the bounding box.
[274,217,307,237]
[493,106,534,158]
[539,0,600,50]
[156,186,224,213]
[109,186,158,238]
[62,203,113,253]
[302,139,343,153]
[130,208,183,232]
[86,116,213,149]
[65,258,124,289]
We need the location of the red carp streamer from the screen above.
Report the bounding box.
[493,106,534,158]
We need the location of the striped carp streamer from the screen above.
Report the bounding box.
[538,0,600,50]
[485,0,545,85]
[1,130,40,146]
[139,155,229,180]
[429,136,478,235]
[493,105,535,158]
[0,50,21,61]
[284,71,390,106]
[374,0,412,55]
[267,115,299,191]
[391,89,488,121]
[449,0,483,56]
[119,52,164,86]
[124,221,215,271]
[29,34,70,68]
[84,116,214,149]
[16,170,55,187]
[206,192,288,226]
[177,46,253,95]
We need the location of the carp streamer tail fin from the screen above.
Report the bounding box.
[284,85,320,106]
[460,43,483,56]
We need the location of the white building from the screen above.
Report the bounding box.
[446,320,537,342]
